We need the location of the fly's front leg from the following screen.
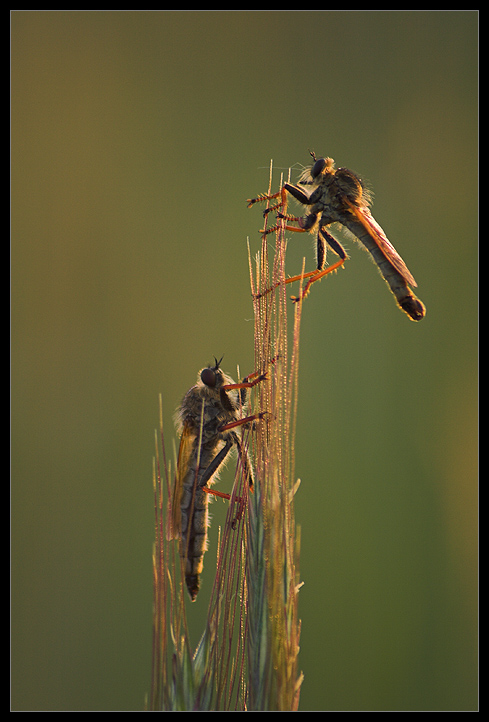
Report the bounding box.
[232,356,278,407]
[282,182,311,206]
[221,371,267,394]
[219,373,267,415]
[247,181,309,212]
[202,371,268,501]
[248,182,308,222]
[217,366,269,432]
[247,187,287,216]
[247,189,281,208]
[237,355,277,401]
[261,184,315,234]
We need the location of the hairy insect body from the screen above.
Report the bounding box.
[170,359,261,601]
[248,154,425,320]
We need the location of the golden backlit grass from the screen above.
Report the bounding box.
[149,163,303,711]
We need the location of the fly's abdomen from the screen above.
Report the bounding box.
[179,473,211,601]
[342,216,426,321]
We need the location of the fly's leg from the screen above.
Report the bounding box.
[219,371,268,416]
[247,188,285,215]
[254,216,348,301]
[248,182,348,301]
[201,422,261,505]
[261,208,317,236]
[318,227,348,264]
[221,371,267,394]
[247,181,306,214]
[205,431,257,529]
[290,227,348,302]
[253,212,320,298]
[247,181,309,212]
[257,181,315,232]
[203,368,269,507]
[290,258,346,303]
[216,354,277,522]
[218,411,267,433]
[199,438,234,489]
[282,182,312,206]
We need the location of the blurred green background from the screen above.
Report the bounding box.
[11,11,477,711]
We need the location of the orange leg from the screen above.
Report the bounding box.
[247,186,287,212]
[202,486,234,500]
[290,258,346,302]
[259,221,307,235]
[221,373,267,393]
[201,413,264,505]
[255,214,347,300]
[202,472,253,530]
[202,364,272,504]
[255,254,345,301]
[203,482,249,532]
[219,412,267,432]
[221,356,277,394]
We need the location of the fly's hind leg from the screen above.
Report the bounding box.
[254,219,347,302]
[290,227,348,303]
[253,212,323,299]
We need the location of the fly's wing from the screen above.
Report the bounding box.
[344,199,417,287]
[166,420,195,541]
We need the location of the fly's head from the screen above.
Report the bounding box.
[200,356,225,391]
[200,357,242,415]
[310,153,335,179]
[298,153,335,187]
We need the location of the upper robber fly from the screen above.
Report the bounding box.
[248,153,425,321]
[167,357,266,601]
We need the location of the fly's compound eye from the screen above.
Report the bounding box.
[201,368,217,388]
[311,157,327,178]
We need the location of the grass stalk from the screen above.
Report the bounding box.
[149,161,303,711]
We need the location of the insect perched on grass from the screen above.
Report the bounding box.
[167,357,267,601]
[247,152,426,321]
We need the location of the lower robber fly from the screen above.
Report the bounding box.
[167,357,266,601]
[248,153,425,321]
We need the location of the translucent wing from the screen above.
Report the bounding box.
[166,420,195,541]
[344,199,417,288]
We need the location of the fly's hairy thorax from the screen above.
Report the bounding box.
[307,167,371,222]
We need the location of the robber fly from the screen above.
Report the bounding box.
[167,357,266,601]
[248,153,426,321]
